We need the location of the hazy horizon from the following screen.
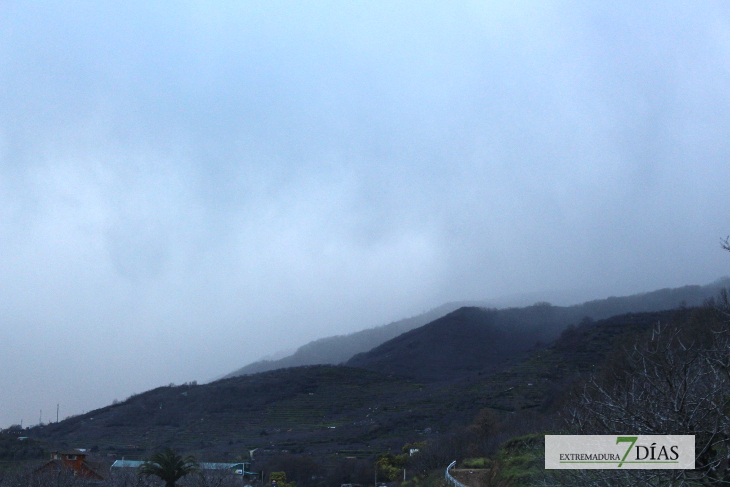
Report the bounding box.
[2,1,730,428]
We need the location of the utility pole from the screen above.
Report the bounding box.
[56,404,59,423]
[39,410,42,425]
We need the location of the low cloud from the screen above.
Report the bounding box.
[1,0,729,427]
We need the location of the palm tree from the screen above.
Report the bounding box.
[138,448,198,487]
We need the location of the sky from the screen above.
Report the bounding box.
[1,0,730,428]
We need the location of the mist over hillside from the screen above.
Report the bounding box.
[4,0,730,430]
[24,302,708,466]
[347,306,555,381]
[224,278,730,379]
[223,302,463,377]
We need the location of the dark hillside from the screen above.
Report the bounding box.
[31,366,462,461]
[346,285,721,383]
[225,279,729,378]
[346,307,552,381]
[448,309,679,415]
[25,306,703,467]
[224,302,467,377]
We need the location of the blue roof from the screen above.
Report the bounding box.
[111,460,256,474]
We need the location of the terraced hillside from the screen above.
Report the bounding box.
[28,307,686,466]
[30,366,458,462]
[450,309,678,414]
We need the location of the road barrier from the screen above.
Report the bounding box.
[445,461,467,487]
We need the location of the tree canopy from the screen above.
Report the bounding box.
[138,448,198,487]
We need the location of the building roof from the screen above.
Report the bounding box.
[111,460,143,468]
[51,449,88,456]
[37,458,105,480]
[111,460,255,474]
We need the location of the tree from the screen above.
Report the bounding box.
[376,453,406,481]
[264,454,322,487]
[138,448,199,487]
[269,471,295,487]
[551,304,730,486]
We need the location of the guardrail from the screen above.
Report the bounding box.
[444,461,468,487]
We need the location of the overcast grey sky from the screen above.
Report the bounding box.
[1,1,730,428]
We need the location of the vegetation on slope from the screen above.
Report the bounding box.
[13,284,730,487]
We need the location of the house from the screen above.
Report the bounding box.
[37,449,105,480]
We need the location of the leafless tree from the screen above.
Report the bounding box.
[105,468,145,487]
[186,469,243,487]
[0,467,102,487]
[540,304,730,486]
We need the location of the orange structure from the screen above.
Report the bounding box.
[38,449,105,480]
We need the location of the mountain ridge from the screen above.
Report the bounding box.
[224,278,730,379]
[27,307,691,462]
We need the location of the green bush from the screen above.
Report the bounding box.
[489,434,544,487]
[461,458,490,469]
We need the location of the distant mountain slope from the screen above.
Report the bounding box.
[347,306,552,381]
[347,279,730,381]
[31,308,693,461]
[223,302,471,377]
[224,278,730,378]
